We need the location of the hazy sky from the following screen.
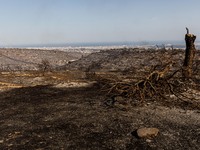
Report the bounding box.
[0,0,199,46]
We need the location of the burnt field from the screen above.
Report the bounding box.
[0,48,199,149]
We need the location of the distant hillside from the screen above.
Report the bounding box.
[0,48,83,70]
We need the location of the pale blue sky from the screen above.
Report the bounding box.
[0,0,199,46]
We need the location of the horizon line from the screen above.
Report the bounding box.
[0,40,190,47]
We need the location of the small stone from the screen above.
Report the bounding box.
[146,139,152,143]
[169,94,176,99]
[14,131,21,134]
[137,127,159,139]
[8,144,13,147]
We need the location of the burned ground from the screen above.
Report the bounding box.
[0,82,199,149]
[0,48,199,149]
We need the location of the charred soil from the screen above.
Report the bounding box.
[0,48,199,149]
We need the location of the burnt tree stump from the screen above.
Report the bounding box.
[182,28,196,78]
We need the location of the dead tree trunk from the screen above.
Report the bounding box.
[182,28,196,78]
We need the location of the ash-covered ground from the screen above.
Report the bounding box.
[0,47,199,149]
[0,48,87,70]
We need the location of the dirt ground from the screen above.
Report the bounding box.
[0,72,200,150]
[0,70,199,150]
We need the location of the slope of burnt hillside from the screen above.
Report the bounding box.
[0,48,86,70]
[66,48,200,74]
